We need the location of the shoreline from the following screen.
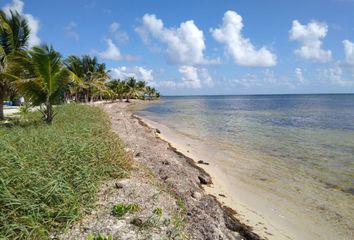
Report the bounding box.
[131,113,260,239]
[130,101,354,240]
[100,101,262,239]
[132,114,289,240]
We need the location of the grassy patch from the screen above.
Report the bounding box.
[112,203,139,217]
[0,104,131,239]
[87,233,113,240]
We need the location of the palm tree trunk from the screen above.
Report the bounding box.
[44,101,53,124]
[0,91,4,120]
[84,93,88,103]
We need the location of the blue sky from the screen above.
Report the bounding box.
[1,0,354,95]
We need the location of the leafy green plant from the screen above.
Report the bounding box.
[152,208,163,217]
[0,10,30,120]
[19,102,31,119]
[112,203,139,217]
[87,233,113,240]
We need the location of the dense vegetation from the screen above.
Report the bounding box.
[0,104,131,239]
[0,9,139,239]
[0,10,159,123]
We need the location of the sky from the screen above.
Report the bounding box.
[1,0,354,95]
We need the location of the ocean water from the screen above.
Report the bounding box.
[135,94,354,239]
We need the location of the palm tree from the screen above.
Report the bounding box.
[137,80,146,99]
[107,79,126,101]
[125,77,141,102]
[145,86,157,100]
[65,55,109,103]
[7,45,70,124]
[0,10,30,120]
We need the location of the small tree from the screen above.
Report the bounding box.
[8,45,69,124]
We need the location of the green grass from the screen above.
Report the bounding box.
[112,203,139,217]
[0,104,131,239]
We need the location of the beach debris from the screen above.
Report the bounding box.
[135,152,141,157]
[161,176,169,181]
[161,160,170,165]
[115,182,124,189]
[198,175,212,185]
[131,217,144,227]
[155,128,161,134]
[191,191,202,200]
[343,187,354,195]
[218,194,226,198]
[197,160,210,165]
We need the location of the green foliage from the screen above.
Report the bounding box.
[112,203,140,217]
[65,55,109,103]
[18,102,31,118]
[152,208,163,217]
[106,77,160,102]
[7,45,70,124]
[0,10,30,119]
[87,232,113,240]
[168,213,189,239]
[0,104,131,239]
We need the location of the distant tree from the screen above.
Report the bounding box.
[107,79,126,101]
[125,77,140,102]
[65,55,109,103]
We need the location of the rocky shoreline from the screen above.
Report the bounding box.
[59,101,261,240]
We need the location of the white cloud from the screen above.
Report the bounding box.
[2,0,22,13]
[230,73,261,88]
[110,66,154,85]
[211,10,277,67]
[109,22,129,43]
[136,14,215,65]
[179,66,202,88]
[228,69,304,89]
[318,62,354,86]
[109,22,119,32]
[160,66,213,89]
[199,68,214,87]
[295,68,305,84]
[343,40,354,65]
[99,38,121,61]
[317,40,354,87]
[2,0,40,47]
[159,80,177,88]
[289,20,331,63]
[64,21,79,41]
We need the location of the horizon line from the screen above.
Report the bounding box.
[161,92,354,97]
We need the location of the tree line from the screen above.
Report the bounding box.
[0,10,159,123]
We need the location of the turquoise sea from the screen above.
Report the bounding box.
[136,94,354,239]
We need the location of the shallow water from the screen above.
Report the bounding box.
[136,94,354,239]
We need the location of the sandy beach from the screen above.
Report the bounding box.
[101,101,261,239]
[57,101,261,239]
[59,100,353,240]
